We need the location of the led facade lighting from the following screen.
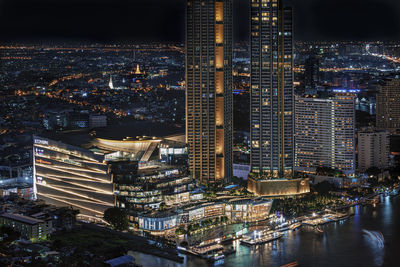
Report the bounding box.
[33,136,114,218]
[186,0,233,184]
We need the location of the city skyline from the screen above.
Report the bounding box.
[1,0,400,266]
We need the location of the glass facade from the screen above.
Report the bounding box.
[250,0,294,178]
[186,0,233,184]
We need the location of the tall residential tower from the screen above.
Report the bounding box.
[249,0,294,178]
[186,0,233,185]
[247,0,310,196]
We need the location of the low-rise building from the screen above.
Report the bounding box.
[187,206,205,222]
[311,175,368,188]
[138,211,177,235]
[89,114,107,128]
[225,198,272,223]
[203,203,225,218]
[138,198,273,235]
[0,213,52,241]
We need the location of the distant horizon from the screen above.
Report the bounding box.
[1,40,399,46]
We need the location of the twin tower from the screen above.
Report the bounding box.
[186,0,295,187]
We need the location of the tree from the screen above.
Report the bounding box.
[104,207,129,231]
[160,202,167,210]
[313,181,337,195]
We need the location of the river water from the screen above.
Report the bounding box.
[129,194,400,267]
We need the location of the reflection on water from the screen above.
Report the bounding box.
[129,195,400,267]
[362,230,384,266]
[128,250,184,267]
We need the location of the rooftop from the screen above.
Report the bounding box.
[140,210,177,218]
[0,213,44,225]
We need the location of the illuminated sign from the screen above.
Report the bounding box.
[34,148,44,155]
[160,148,167,155]
[36,159,52,165]
[332,89,360,94]
[34,139,49,145]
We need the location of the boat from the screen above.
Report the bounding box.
[289,222,302,231]
[315,226,323,234]
[206,253,225,263]
[240,231,283,246]
[188,242,225,261]
[276,222,291,232]
[278,226,291,232]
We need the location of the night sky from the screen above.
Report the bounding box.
[0,0,399,43]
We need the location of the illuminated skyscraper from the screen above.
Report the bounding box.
[249,0,294,178]
[186,0,233,184]
[295,92,356,176]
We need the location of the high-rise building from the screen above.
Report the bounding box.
[249,0,294,178]
[358,128,390,172]
[295,92,356,176]
[376,78,400,133]
[186,0,233,185]
[304,54,319,91]
[247,0,310,197]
